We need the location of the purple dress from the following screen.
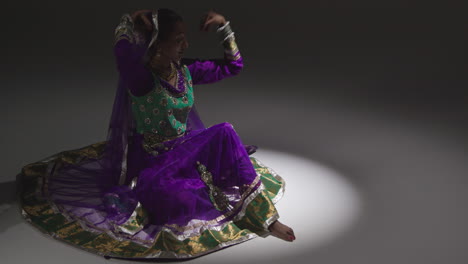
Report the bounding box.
[17,13,285,259]
[114,36,257,224]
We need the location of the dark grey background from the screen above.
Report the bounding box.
[1,1,467,263]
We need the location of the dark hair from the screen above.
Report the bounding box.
[133,8,183,43]
[156,8,183,42]
[136,9,183,66]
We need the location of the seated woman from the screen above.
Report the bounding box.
[17,8,295,260]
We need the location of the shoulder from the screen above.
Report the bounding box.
[180,57,219,67]
[179,60,194,76]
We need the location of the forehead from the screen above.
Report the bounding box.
[172,21,186,35]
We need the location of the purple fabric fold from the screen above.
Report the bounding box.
[181,56,244,85]
[131,122,259,226]
[113,39,154,97]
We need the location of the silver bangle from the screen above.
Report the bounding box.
[216,21,230,33]
[222,32,235,43]
[217,21,234,43]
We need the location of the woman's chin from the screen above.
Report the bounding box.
[174,56,183,65]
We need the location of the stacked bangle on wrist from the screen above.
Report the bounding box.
[114,14,135,44]
[216,21,241,61]
[216,21,235,44]
[216,21,240,60]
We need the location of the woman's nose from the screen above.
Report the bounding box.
[183,39,189,49]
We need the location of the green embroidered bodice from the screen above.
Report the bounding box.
[129,65,194,139]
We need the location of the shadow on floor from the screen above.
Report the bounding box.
[0,180,20,233]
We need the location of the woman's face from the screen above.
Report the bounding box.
[158,21,189,63]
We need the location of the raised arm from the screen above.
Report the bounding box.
[113,13,154,96]
[182,16,244,85]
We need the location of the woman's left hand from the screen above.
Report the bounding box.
[200,10,227,32]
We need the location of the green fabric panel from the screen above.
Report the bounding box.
[129,66,194,136]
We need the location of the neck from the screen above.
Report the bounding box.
[150,58,176,81]
[150,56,172,72]
[151,54,172,68]
[152,61,172,71]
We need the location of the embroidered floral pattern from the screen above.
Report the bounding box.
[196,161,230,211]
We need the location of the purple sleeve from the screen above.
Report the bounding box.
[113,39,154,96]
[181,55,244,85]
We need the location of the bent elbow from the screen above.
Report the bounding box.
[229,58,244,76]
[231,66,243,76]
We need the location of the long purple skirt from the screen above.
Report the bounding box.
[129,122,260,226]
[18,122,285,259]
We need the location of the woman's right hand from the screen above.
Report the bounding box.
[200,10,227,31]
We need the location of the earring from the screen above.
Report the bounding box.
[151,49,161,67]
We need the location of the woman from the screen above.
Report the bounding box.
[17,8,295,259]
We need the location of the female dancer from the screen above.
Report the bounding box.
[17,8,294,259]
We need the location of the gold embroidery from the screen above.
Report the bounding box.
[114,14,135,45]
[196,161,230,211]
[115,35,133,44]
[114,202,148,235]
[141,132,181,156]
[172,107,191,123]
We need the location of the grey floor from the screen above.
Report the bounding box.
[1,2,467,264]
[2,84,467,263]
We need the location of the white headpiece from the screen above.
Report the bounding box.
[148,10,159,49]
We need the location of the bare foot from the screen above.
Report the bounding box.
[268,220,296,242]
